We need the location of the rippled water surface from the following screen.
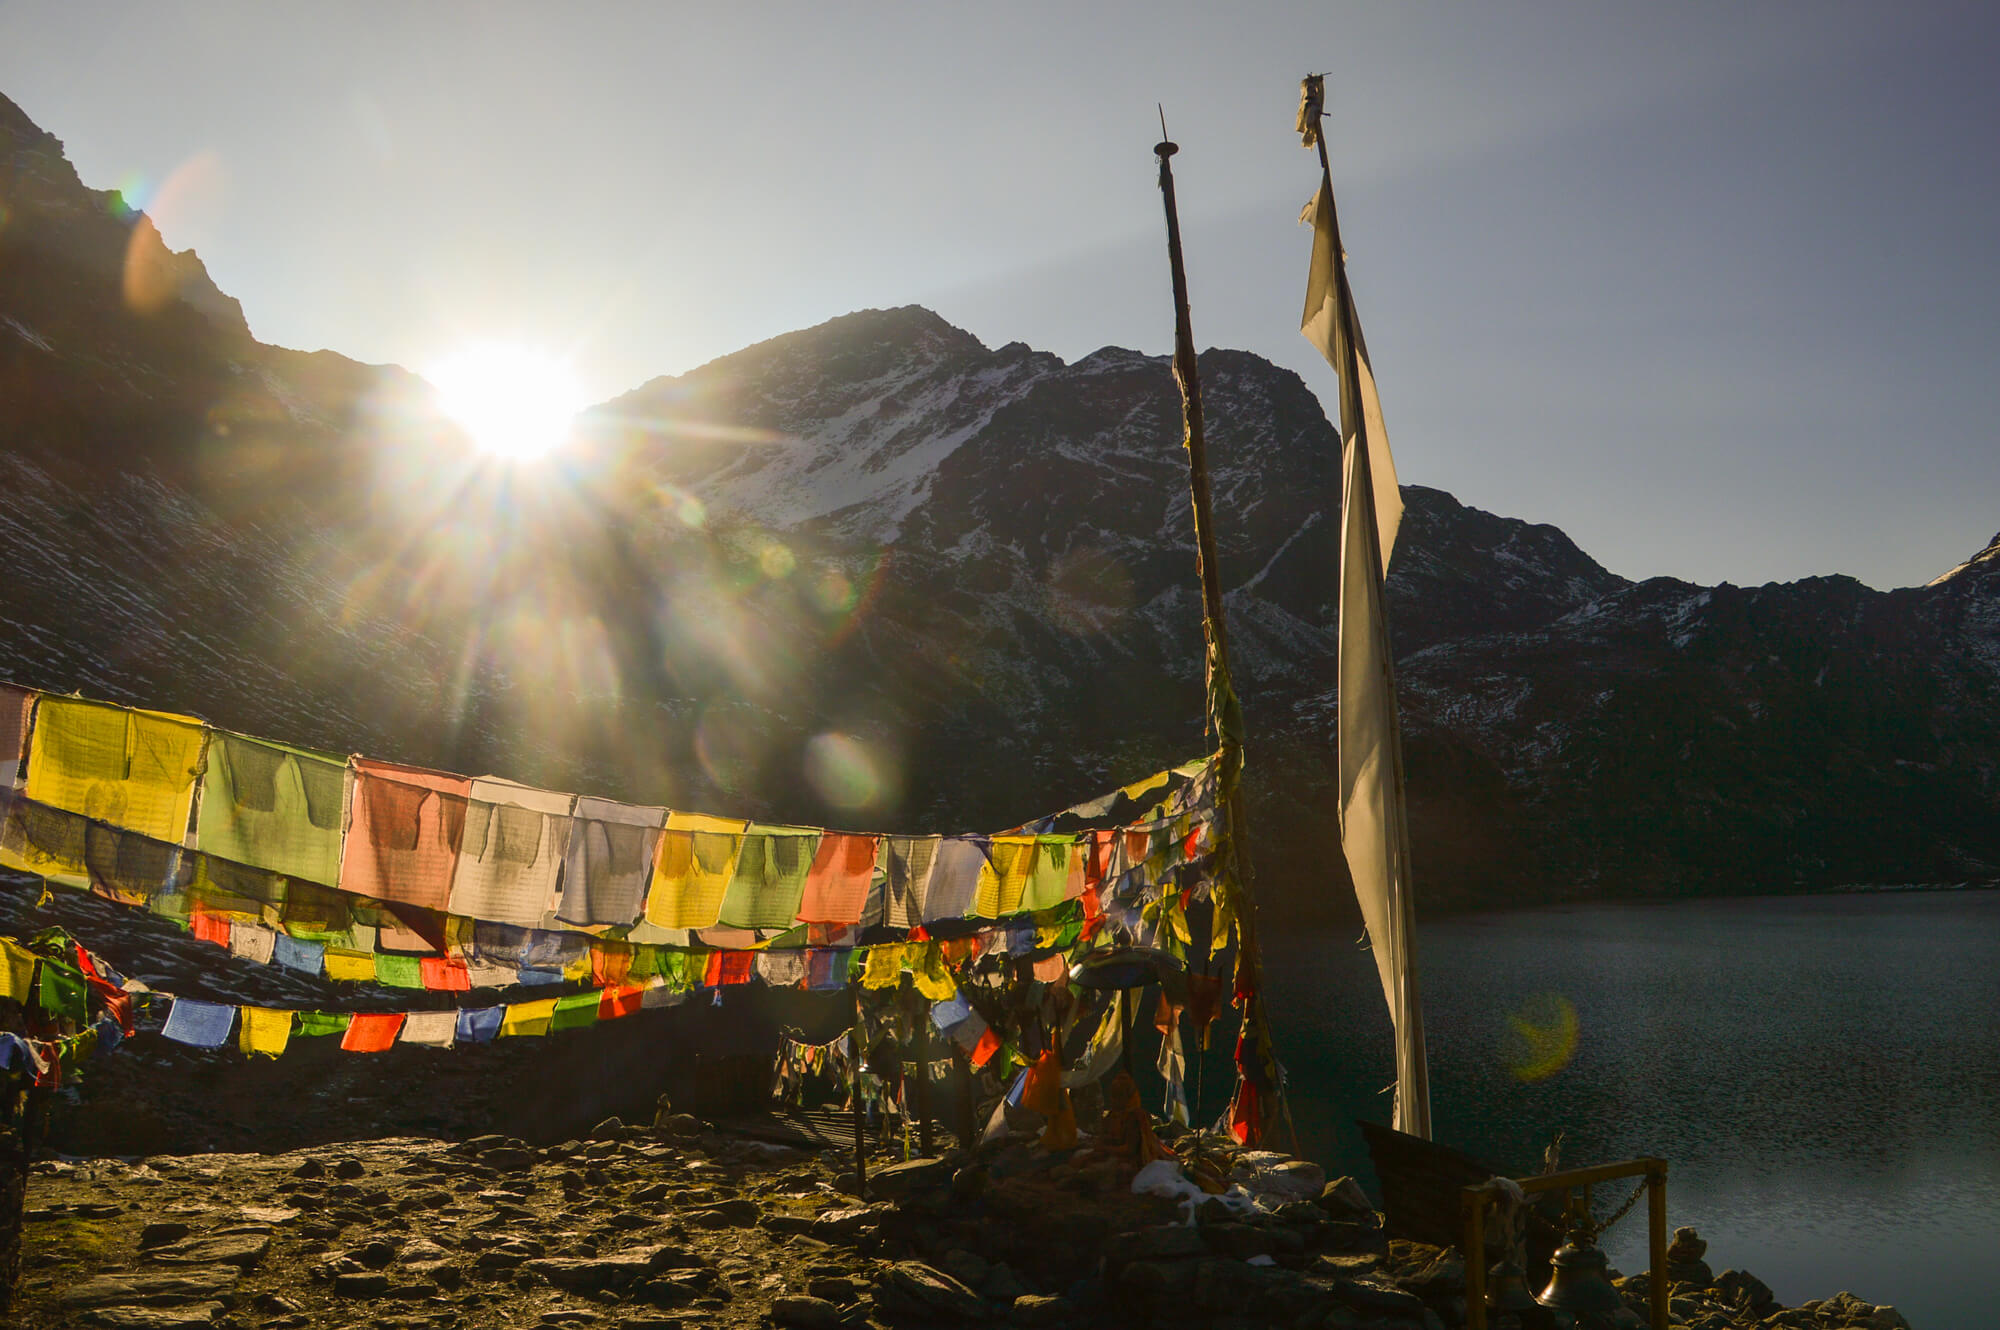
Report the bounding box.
[1254,891,2000,1328]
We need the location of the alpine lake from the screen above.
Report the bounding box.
[1234,889,2000,1329]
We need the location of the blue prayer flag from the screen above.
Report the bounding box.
[161,998,236,1048]
[455,1006,505,1044]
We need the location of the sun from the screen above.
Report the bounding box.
[426,344,586,461]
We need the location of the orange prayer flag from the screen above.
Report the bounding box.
[970,1025,1002,1069]
[797,833,877,925]
[419,956,470,991]
[340,1011,406,1053]
[599,984,644,1020]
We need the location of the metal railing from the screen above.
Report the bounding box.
[1461,1156,1668,1330]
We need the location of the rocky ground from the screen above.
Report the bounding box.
[18,1118,1915,1330]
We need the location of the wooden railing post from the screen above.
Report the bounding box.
[1462,1189,1488,1330]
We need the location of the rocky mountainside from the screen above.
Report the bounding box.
[4,90,1998,941]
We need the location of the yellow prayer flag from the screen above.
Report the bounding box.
[321,949,377,982]
[238,1007,293,1058]
[24,698,206,843]
[500,997,559,1037]
[861,944,905,990]
[978,836,1035,918]
[642,812,748,929]
[910,944,957,1002]
[0,939,37,1002]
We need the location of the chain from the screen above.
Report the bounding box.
[1525,1175,1649,1243]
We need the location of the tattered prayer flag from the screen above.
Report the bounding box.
[930,992,972,1032]
[558,796,666,927]
[643,813,749,929]
[446,778,575,928]
[500,997,558,1037]
[715,951,754,986]
[239,1007,292,1058]
[861,944,904,990]
[1024,837,1076,912]
[420,956,470,991]
[589,943,633,988]
[341,760,470,914]
[806,948,852,991]
[196,731,348,886]
[970,1025,1002,1069]
[322,950,377,983]
[721,825,818,929]
[399,1010,458,1048]
[797,832,877,925]
[1031,953,1068,983]
[24,698,205,843]
[909,944,957,1002]
[923,837,989,922]
[37,961,86,1024]
[978,837,1035,918]
[161,998,235,1048]
[0,940,36,1003]
[294,1011,351,1038]
[599,984,644,1020]
[340,1012,405,1052]
[456,1006,504,1043]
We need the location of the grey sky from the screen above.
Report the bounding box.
[3,2,1994,588]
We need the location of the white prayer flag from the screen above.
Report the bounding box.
[1304,173,1432,1140]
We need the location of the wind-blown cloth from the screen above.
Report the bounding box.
[556,796,666,926]
[1301,160,1431,1141]
[24,697,205,844]
[446,778,576,928]
[196,731,349,886]
[341,760,470,913]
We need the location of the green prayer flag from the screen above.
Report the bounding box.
[372,954,425,988]
[550,990,601,1031]
[37,958,87,1025]
[294,1011,352,1038]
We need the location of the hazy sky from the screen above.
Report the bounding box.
[3,3,1995,589]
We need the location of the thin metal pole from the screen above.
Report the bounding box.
[1647,1165,1669,1330]
[910,981,934,1156]
[1153,127,1282,1139]
[849,982,866,1189]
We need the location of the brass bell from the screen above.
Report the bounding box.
[1536,1232,1625,1321]
[1486,1258,1539,1314]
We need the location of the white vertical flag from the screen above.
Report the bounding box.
[1303,176,1433,1140]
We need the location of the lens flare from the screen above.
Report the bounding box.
[426,344,585,462]
[1502,992,1579,1082]
[803,732,895,813]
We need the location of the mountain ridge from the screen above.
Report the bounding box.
[3,93,1997,932]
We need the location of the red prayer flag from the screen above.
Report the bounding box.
[190,910,232,949]
[970,1025,1002,1069]
[717,951,755,986]
[419,956,471,992]
[340,1011,406,1053]
[599,984,644,1020]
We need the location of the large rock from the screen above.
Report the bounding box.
[869,1155,954,1200]
[874,1261,988,1321]
[526,1246,686,1292]
[810,1205,888,1243]
[771,1295,845,1330]
[140,1229,271,1267]
[1317,1176,1374,1219]
[1712,1267,1775,1312]
[62,1267,242,1309]
[1332,1277,1426,1315]
[77,1306,225,1329]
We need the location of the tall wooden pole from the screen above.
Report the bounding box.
[849,982,867,1189]
[1153,129,1282,1142]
